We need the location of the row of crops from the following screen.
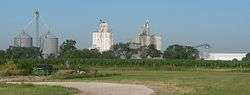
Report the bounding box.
[1,58,250,69]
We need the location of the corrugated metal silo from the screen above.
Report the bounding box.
[14,32,33,47]
[41,31,58,58]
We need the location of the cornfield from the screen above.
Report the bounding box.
[1,59,249,70]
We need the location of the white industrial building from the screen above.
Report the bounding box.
[92,20,113,52]
[205,53,247,61]
[131,19,162,50]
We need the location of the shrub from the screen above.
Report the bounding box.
[0,59,6,64]
[52,70,118,79]
[52,68,101,79]
[32,64,57,76]
[0,63,27,76]
[52,70,75,79]
[3,70,26,76]
[15,59,38,75]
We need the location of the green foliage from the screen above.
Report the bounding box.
[0,62,27,76]
[163,44,199,59]
[138,44,162,59]
[147,44,162,58]
[242,53,250,61]
[6,47,41,59]
[61,50,83,58]
[60,40,82,58]
[15,59,39,75]
[0,59,7,64]
[59,40,102,59]
[81,48,101,58]
[52,69,119,79]
[0,83,78,95]
[60,39,77,54]
[111,43,137,59]
[28,59,250,70]
[0,50,6,59]
[32,64,56,76]
[1,59,250,76]
[100,50,118,59]
[52,70,75,79]
[59,39,78,58]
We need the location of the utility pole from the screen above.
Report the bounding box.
[35,10,40,47]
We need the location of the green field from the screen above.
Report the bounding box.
[78,70,250,95]
[1,59,250,95]
[1,70,250,95]
[0,83,78,95]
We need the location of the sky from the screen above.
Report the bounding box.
[1,0,250,52]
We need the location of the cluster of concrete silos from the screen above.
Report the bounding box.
[12,10,59,58]
[133,19,162,51]
[13,31,58,58]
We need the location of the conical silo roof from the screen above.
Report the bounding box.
[16,32,32,39]
[44,31,57,39]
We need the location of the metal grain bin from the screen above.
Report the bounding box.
[41,31,58,58]
[14,32,33,47]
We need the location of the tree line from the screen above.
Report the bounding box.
[0,39,201,60]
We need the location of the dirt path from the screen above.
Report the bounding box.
[7,82,154,95]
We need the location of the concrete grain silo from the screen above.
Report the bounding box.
[41,31,58,58]
[14,32,33,47]
[151,35,162,51]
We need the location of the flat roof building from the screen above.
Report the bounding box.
[205,53,247,61]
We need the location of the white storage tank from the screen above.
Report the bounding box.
[151,35,162,51]
[14,32,33,47]
[139,34,151,47]
[41,31,58,58]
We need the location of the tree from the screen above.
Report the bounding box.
[62,49,84,58]
[146,44,162,58]
[163,44,199,59]
[242,53,250,61]
[0,50,6,59]
[111,43,137,59]
[100,50,117,59]
[138,46,148,59]
[232,58,238,62]
[82,48,101,58]
[137,44,162,59]
[59,39,77,55]
[6,47,41,59]
[59,40,103,58]
[59,40,79,58]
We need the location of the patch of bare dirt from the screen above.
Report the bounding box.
[7,82,154,95]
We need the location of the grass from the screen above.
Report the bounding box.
[0,83,78,95]
[76,69,250,95]
[1,68,250,95]
[2,59,250,95]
